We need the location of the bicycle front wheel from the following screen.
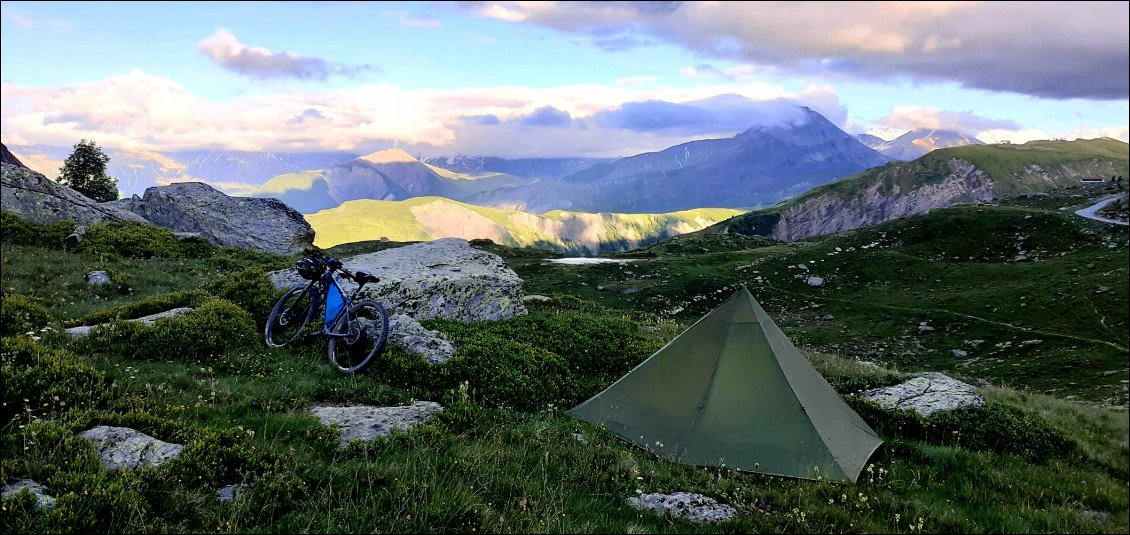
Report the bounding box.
[265,287,315,348]
[327,299,389,373]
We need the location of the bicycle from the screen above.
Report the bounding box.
[264,254,390,373]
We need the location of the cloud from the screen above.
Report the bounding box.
[1,6,71,30]
[197,29,376,80]
[592,95,811,136]
[615,75,663,86]
[464,1,1129,100]
[517,106,574,127]
[877,106,1022,134]
[287,108,327,125]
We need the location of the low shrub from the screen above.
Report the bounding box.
[205,267,285,326]
[82,298,259,362]
[846,397,1076,462]
[0,294,52,336]
[438,332,576,412]
[66,289,210,328]
[0,211,75,247]
[166,427,275,488]
[210,246,293,272]
[0,336,110,424]
[78,221,212,259]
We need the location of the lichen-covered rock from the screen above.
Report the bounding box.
[389,313,456,363]
[269,238,527,321]
[1,162,149,226]
[86,270,113,286]
[859,372,985,416]
[65,307,194,337]
[626,492,737,523]
[309,401,444,447]
[1,480,56,510]
[78,426,184,471]
[217,484,246,503]
[106,182,313,255]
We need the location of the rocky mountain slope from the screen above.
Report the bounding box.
[249,149,527,214]
[710,138,1129,241]
[418,155,612,180]
[305,196,741,255]
[465,107,891,213]
[875,129,984,161]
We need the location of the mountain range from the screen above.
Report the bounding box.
[856,129,984,161]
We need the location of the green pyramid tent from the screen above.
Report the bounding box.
[568,286,882,483]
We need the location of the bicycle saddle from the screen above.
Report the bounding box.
[354,271,380,285]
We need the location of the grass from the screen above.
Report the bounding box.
[1,211,1128,533]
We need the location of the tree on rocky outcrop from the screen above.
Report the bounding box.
[58,139,119,202]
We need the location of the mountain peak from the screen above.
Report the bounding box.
[358,147,418,165]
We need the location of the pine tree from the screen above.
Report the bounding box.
[58,139,119,202]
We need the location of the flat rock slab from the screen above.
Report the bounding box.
[859,372,985,417]
[1,480,56,510]
[309,401,444,447]
[78,426,185,471]
[389,314,456,364]
[269,238,526,322]
[66,307,194,337]
[626,492,737,523]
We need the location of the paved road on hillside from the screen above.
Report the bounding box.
[1075,195,1129,226]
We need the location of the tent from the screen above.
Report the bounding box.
[568,286,882,483]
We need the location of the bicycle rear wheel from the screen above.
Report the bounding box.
[265,287,315,347]
[327,299,389,373]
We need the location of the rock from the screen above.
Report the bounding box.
[640,325,660,332]
[106,182,314,255]
[796,263,809,271]
[269,238,527,322]
[1095,286,1110,294]
[859,372,986,417]
[626,492,737,523]
[217,484,246,503]
[951,349,968,357]
[822,314,835,320]
[963,339,985,347]
[1,162,149,227]
[66,225,87,244]
[85,270,113,286]
[806,276,824,287]
[389,314,456,363]
[917,323,936,334]
[66,307,194,337]
[1,480,56,510]
[309,401,444,447]
[1079,509,1110,522]
[522,294,551,302]
[622,287,640,294]
[78,426,184,471]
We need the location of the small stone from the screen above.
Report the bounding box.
[218,484,246,503]
[521,294,551,302]
[309,402,444,448]
[85,270,112,286]
[1,480,56,510]
[1095,286,1110,294]
[806,276,824,287]
[822,314,835,320]
[640,325,660,332]
[952,349,968,357]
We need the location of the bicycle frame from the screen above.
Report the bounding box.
[293,265,368,338]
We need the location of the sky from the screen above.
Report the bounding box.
[1,1,1128,160]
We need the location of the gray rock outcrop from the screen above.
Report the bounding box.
[66,307,194,337]
[217,484,246,503]
[859,372,985,416]
[269,238,527,322]
[389,314,456,363]
[309,401,444,447]
[78,426,184,471]
[626,492,737,523]
[107,182,314,255]
[1,480,57,510]
[86,270,113,286]
[2,162,149,226]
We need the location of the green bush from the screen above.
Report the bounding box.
[205,267,285,326]
[66,289,210,328]
[846,397,1076,462]
[78,221,212,259]
[0,294,52,336]
[82,298,259,362]
[166,427,274,488]
[210,246,293,272]
[0,336,110,423]
[0,211,75,247]
[439,332,576,412]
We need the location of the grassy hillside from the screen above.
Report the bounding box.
[305,196,742,255]
[1,211,1127,534]
[714,138,1129,237]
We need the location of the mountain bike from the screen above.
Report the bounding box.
[264,255,390,373]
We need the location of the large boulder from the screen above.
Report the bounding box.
[1,161,149,226]
[268,238,527,321]
[107,182,314,255]
[859,372,985,416]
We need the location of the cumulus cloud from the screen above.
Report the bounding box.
[517,106,574,127]
[592,94,810,136]
[463,1,1129,100]
[197,29,376,80]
